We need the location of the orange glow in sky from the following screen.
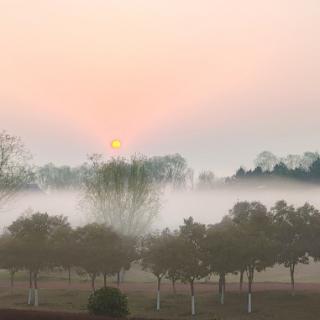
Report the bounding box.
[1,1,320,174]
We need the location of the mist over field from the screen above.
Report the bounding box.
[3,182,320,287]
[1,1,320,317]
[4,182,320,232]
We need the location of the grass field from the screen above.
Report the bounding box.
[1,282,320,319]
[0,263,320,319]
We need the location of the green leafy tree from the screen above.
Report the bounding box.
[205,218,242,304]
[164,231,184,294]
[178,217,209,316]
[0,234,23,293]
[271,201,315,295]
[111,235,137,287]
[74,224,120,292]
[230,202,276,313]
[141,230,171,311]
[309,206,320,264]
[7,212,69,306]
[50,224,77,284]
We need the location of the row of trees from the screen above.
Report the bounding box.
[141,200,320,315]
[233,151,320,183]
[0,213,136,307]
[35,154,194,191]
[0,130,194,202]
[0,199,319,314]
[5,131,320,205]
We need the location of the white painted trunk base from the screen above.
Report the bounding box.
[156,290,160,311]
[191,295,195,316]
[221,287,224,305]
[248,293,252,313]
[34,289,39,307]
[28,288,33,305]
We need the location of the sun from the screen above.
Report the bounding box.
[111,139,121,149]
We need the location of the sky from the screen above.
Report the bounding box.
[1,0,320,176]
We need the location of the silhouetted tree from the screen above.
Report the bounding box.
[74,224,119,292]
[178,217,209,316]
[205,218,242,304]
[230,202,277,313]
[271,201,313,296]
[0,131,33,209]
[254,151,279,172]
[197,171,215,189]
[7,212,69,306]
[82,155,161,236]
[141,229,172,310]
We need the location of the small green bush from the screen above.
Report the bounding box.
[87,287,129,317]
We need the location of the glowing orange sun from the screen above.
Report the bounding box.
[111,139,121,149]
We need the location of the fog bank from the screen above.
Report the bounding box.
[2,183,320,232]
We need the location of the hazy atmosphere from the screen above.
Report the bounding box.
[1,0,320,175]
[1,1,320,320]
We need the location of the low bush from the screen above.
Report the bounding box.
[87,287,129,317]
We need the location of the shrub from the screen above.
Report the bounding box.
[87,287,129,317]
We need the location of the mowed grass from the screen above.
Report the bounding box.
[0,285,320,320]
[0,265,320,319]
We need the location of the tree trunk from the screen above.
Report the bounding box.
[247,267,254,313]
[172,279,176,294]
[121,269,126,283]
[290,264,295,296]
[239,269,244,292]
[91,274,96,292]
[220,274,225,305]
[68,266,71,285]
[28,271,33,305]
[190,279,195,316]
[34,272,39,307]
[103,272,107,288]
[117,272,120,288]
[156,277,161,311]
[10,270,15,294]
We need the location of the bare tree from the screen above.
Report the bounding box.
[197,170,215,189]
[82,155,161,236]
[254,151,279,172]
[0,131,32,209]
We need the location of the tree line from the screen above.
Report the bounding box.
[1,200,320,315]
[232,151,320,183]
[0,213,136,306]
[142,200,320,315]
[3,131,320,205]
[34,154,193,191]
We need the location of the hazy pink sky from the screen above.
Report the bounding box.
[1,0,320,175]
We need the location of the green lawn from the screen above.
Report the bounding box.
[0,263,319,319]
[0,286,320,320]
